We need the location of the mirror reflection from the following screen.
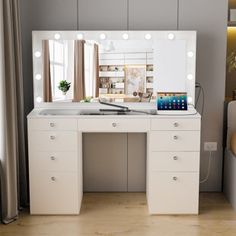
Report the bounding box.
[42,39,154,102]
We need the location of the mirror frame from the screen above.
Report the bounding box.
[32,30,196,108]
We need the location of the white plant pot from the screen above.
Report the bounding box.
[62,91,67,100]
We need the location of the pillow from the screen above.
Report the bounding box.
[231,132,236,156]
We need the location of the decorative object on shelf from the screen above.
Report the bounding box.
[230,9,236,22]
[133,92,152,102]
[227,51,236,73]
[58,80,71,95]
[100,66,108,71]
[146,64,153,71]
[125,65,146,95]
[147,77,153,83]
[139,92,153,102]
[227,51,236,100]
[146,88,153,94]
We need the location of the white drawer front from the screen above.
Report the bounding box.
[148,172,199,214]
[77,118,150,132]
[30,152,78,172]
[151,118,200,131]
[30,172,79,214]
[149,152,199,172]
[28,118,77,131]
[149,131,200,151]
[29,131,77,151]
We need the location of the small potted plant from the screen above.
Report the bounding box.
[80,96,93,103]
[58,80,71,95]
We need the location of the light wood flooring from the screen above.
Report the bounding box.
[1,193,236,236]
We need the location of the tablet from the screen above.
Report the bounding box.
[157,92,188,111]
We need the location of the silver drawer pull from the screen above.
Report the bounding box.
[50,122,55,127]
[50,135,55,140]
[112,122,117,127]
[173,156,178,160]
[173,176,178,181]
[50,156,56,161]
[173,135,178,140]
[51,176,56,181]
[173,122,179,127]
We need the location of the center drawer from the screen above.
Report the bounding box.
[149,131,200,151]
[149,152,200,172]
[77,118,150,132]
[29,131,78,151]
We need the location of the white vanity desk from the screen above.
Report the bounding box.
[28,105,201,215]
[29,30,200,215]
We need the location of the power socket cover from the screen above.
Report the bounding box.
[204,142,217,151]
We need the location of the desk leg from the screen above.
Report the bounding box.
[78,131,83,213]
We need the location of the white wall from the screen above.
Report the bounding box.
[179,0,228,191]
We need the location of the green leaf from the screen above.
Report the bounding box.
[58,80,71,92]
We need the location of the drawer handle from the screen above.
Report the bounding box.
[173,135,178,140]
[173,156,178,160]
[173,122,179,127]
[112,122,117,127]
[51,176,56,181]
[173,176,178,181]
[50,122,55,127]
[50,135,56,140]
[50,156,56,161]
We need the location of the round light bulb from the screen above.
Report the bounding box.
[99,33,106,40]
[188,96,193,103]
[145,33,152,40]
[187,51,194,58]
[77,33,84,40]
[54,33,61,40]
[168,33,175,40]
[35,74,42,80]
[36,96,42,103]
[187,74,193,80]
[122,33,129,40]
[34,51,41,58]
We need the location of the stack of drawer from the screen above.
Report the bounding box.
[147,117,201,214]
[28,118,80,214]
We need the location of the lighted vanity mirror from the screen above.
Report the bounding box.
[32,31,196,106]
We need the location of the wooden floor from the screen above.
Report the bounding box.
[1,193,236,236]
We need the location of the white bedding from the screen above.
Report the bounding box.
[224,101,236,210]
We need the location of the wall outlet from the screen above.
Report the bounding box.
[204,142,217,151]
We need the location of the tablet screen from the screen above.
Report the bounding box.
[157,92,188,110]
